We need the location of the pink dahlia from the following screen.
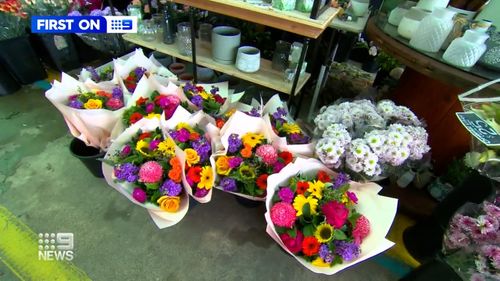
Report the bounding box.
[353,215,371,245]
[139,161,163,183]
[322,201,349,228]
[271,202,296,228]
[279,230,304,254]
[132,188,147,203]
[256,144,278,165]
[105,98,124,110]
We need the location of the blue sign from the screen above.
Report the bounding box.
[31,16,138,34]
[456,112,500,146]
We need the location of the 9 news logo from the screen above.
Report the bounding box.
[32,16,138,34]
[38,232,74,261]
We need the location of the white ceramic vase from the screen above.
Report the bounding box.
[388,1,417,26]
[236,46,261,73]
[212,26,241,65]
[416,0,449,11]
[410,8,456,52]
[397,8,430,40]
[443,29,489,68]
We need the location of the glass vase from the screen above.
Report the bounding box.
[295,0,314,12]
[176,22,192,56]
[272,40,291,71]
[272,0,296,11]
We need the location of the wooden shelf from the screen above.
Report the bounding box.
[172,0,339,38]
[123,34,311,95]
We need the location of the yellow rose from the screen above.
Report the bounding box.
[215,156,231,176]
[157,196,180,213]
[185,148,200,167]
[83,99,102,109]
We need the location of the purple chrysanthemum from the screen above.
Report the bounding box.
[191,95,203,108]
[334,241,360,261]
[228,134,242,153]
[176,128,190,143]
[134,67,147,79]
[68,10,82,17]
[195,188,209,198]
[272,107,287,119]
[319,244,334,263]
[220,177,237,192]
[246,108,260,117]
[89,9,104,16]
[112,87,123,99]
[114,163,139,183]
[228,157,243,169]
[333,173,350,188]
[160,179,182,196]
[288,133,310,144]
[69,99,84,109]
[278,187,294,203]
[149,139,161,150]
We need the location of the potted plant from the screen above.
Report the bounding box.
[0,0,46,84]
[373,50,402,87]
[428,157,474,202]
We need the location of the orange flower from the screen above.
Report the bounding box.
[169,157,181,169]
[216,119,225,129]
[240,144,253,158]
[168,166,182,183]
[189,132,200,141]
[136,97,149,106]
[96,90,112,98]
[157,196,181,212]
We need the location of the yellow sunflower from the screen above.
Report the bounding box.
[157,138,176,157]
[292,195,318,216]
[314,223,334,243]
[282,123,301,134]
[135,139,151,157]
[307,180,325,199]
[198,166,213,190]
[242,132,264,148]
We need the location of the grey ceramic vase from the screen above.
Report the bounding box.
[212,26,241,65]
[479,32,500,71]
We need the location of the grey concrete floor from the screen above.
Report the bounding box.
[0,86,400,281]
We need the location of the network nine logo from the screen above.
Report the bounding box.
[38,232,74,261]
[31,16,138,34]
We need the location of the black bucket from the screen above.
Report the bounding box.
[0,36,47,84]
[234,195,263,208]
[0,63,20,96]
[69,138,105,178]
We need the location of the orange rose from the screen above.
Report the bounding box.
[157,196,180,212]
[168,166,182,183]
[241,144,253,158]
[169,157,181,169]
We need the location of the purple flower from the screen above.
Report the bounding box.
[220,177,237,192]
[191,95,203,108]
[210,86,219,95]
[246,108,260,117]
[69,99,84,109]
[68,94,79,101]
[68,10,82,16]
[334,241,360,262]
[476,215,498,235]
[183,82,197,93]
[443,230,470,249]
[484,202,500,217]
[278,187,294,203]
[149,139,161,150]
[102,6,122,16]
[160,179,182,196]
[120,145,131,156]
[272,107,287,119]
[456,214,477,232]
[470,273,486,281]
[112,87,123,99]
[176,128,190,143]
[114,163,139,183]
[273,162,285,173]
[228,157,243,169]
[346,191,358,204]
[228,134,242,153]
[85,67,100,81]
[195,188,209,198]
[145,103,155,114]
[333,173,350,188]
[192,138,211,162]
[288,133,310,144]
[319,244,334,263]
[89,9,104,16]
[134,67,147,79]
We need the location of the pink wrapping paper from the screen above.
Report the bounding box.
[264,157,398,274]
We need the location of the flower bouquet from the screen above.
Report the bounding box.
[262,94,313,157]
[80,65,115,84]
[214,111,291,201]
[45,73,128,150]
[265,158,398,274]
[215,100,262,130]
[161,106,219,203]
[0,0,28,41]
[314,99,430,180]
[181,82,232,119]
[102,117,189,228]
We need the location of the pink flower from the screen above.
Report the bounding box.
[346,191,358,204]
[256,144,278,165]
[145,103,155,113]
[139,161,163,183]
[444,231,470,249]
[353,215,371,245]
[483,202,500,217]
[105,98,124,110]
[322,201,349,228]
[476,215,498,235]
[132,188,147,203]
[279,230,303,254]
[273,161,285,173]
[270,202,296,228]
[456,214,477,232]
[470,273,486,281]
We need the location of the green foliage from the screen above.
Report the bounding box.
[375,51,401,72]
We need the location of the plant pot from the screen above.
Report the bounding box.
[196,66,215,83]
[212,26,241,65]
[178,73,194,83]
[0,36,47,84]
[168,62,186,75]
[234,195,263,208]
[37,34,80,71]
[0,63,20,96]
[69,138,105,178]
[362,58,379,73]
[372,69,390,87]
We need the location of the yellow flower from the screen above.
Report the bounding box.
[292,195,318,217]
[135,139,151,157]
[157,196,181,213]
[340,193,349,204]
[185,148,200,167]
[198,166,213,190]
[176,122,195,133]
[314,223,334,243]
[282,123,301,134]
[198,91,209,100]
[242,132,264,148]
[215,156,231,176]
[145,113,161,119]
[83,99,102,109]
[224,109,236,117]
[312,257,331,267]
[307,180,325,199]
[157,138,176,157]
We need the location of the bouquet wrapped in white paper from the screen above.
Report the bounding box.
[45,73,129,150]
[102,118,189,229]
[265,157,398,274]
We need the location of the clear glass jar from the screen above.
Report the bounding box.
[272,40,291,71]
[410,8,456,52]
[140,20,157,42]
[296,0,314,12]
[272,0,296,11]
[176,22,192,56]
[443,29,489,68]
[127,5,142,20]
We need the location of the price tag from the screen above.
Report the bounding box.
[456,112,500,147]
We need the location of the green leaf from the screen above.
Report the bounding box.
[332,255,343,265]
[333,229,347,240]
[286,227,297,238]
[303,224,315,237]
[145,183,159,190]
[150,190,161,203]
[274,226,287,235]
[312,215,323,227]
[302,202,311,218]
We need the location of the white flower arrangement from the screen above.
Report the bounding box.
[314,99,430,179]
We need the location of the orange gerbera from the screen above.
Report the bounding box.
[136,97,149,106]
[168,166,182,183]
[241,144,253,158]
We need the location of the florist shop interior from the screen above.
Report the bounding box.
[0,0,499,280]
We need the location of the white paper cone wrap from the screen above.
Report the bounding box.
[45,73,126,150]
[264,158,398,275]
[102,117,189,229]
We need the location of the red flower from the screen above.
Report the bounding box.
[280,230,304,254]
[189,132,200,141]
[216,118,225,129]
[322,201,349,228]
[256,174,269,190]
[126,76,134,81]
[187,166,202,183]
[296,181,309,195]
[138,132,151,140]
[317,171,331,183]
[213,94,225,104]
[302,236,320,256]
[278,151,293,165]
[154,95,166,106]
[130,112,143,124]
[95,90,112,99]
[136,97,148,106]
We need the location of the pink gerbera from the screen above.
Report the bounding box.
[256,144,278,165]
[105,98,124,110]
[271,202,296,228]
[139,161,163,183]
[353,215,371,245]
